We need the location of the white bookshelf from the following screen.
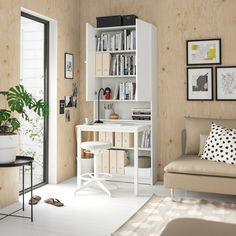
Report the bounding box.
[85,19,157,185]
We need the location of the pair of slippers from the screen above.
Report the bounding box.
[28,195,64,207]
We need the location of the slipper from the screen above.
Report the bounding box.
[44,198,64,207]
[28,195,41,205]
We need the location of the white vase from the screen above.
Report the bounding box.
[0,134,18,164]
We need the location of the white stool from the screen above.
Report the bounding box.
[75,141,112,197]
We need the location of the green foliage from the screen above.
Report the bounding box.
[0,85,48,134]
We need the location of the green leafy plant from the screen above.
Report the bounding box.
[0,84,48,134]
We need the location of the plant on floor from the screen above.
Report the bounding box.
[0,84,48,134]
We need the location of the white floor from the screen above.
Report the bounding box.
[1,177,236,236]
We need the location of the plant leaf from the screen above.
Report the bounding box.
[9,118,20,133]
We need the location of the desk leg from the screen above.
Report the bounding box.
[30,163,33,222]
[134,131,139,196]
[22,166,25,211]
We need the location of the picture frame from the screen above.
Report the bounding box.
[186,39,221,65]
[64,53,74,79]
[64,96,73,107]
[216,66,236,101]
[65,110,70,122]
[187,67,213,101]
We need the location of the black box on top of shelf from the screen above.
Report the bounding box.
[122,15,138,25]
[96,15,122,28]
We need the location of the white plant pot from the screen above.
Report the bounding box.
[0,134,18,164]
[81,158,94,174]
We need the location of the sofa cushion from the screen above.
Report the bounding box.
[198,134,208,156]
[201,123,236,164]
[164,155,236,178]
[185,117,236,155]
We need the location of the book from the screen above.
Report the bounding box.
[102,53,111,76]
[102,150,110,173]
[124,29,127,50]
[115,132,123,147]
[116,150,129,175]
[122,133,134,148]
[95,53,103,77]
[105,132,114,146]
[109,150,117,174]
[96,37,101,52]
[113,83,119,100]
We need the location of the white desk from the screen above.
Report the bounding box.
[75,123,150,196]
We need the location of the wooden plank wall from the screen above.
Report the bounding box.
[78,0,236,180]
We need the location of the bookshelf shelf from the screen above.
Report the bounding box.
[85,18,157,185]
[139,148,151,151]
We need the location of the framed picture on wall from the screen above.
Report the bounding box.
[187,67,213,101]
[65,53,74,79]
[187,39,221,65]
[216,66,236,101]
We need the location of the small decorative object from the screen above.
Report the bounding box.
[64,96,73,107]
[216,66,236,100]
[72,82,78,97]
[187,38,221,65]
[104,103,113,119]
[187,67,213,101]
[65,53,74,79]
[0,85,48,163]
[65,110,70,122]
[85,117,93,125]
[59,100,65,114]
[104,87,111,100]
[110,112,119,119]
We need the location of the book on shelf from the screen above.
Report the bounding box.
[102,53,111,76]
[141,129,151,148]
[95,53,103,76]
[113,82,136,100]
[110,54,136,76]
[96,29,136,52]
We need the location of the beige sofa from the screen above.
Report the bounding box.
[164,117,236,197]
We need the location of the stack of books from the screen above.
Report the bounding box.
[110,54,136,76]
[113,82,136,100]
[124,29,136,50]
[132,108,151,120]
[96,29,136,52]
[141,129,151,148]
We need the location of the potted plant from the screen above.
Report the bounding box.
[0,84,48,163]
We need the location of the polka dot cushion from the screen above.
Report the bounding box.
[201,123,236,164]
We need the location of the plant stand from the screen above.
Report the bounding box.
[0,156,34,222]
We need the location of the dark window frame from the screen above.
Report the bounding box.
[20,12,49,192]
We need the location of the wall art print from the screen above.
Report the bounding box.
[65,53,74,79]
[187,39,221,65]
[216,66,236,101]
[187,67,213,101]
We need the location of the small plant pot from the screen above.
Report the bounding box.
[81,157,94,174]
[0,134,18,164]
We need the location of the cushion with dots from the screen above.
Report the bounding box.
[201,123,236,164]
